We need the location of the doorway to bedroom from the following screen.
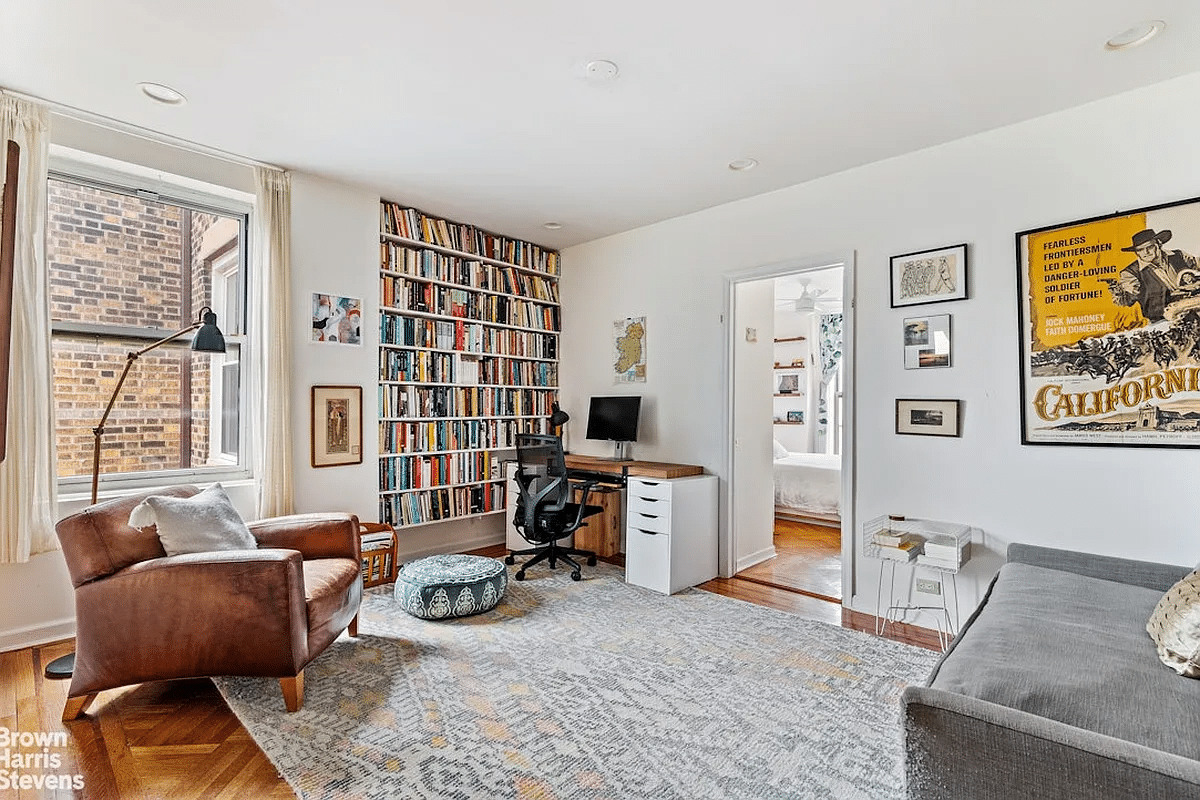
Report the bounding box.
[726,255,852,611]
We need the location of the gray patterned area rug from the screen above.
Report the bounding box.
[214,562,938,800]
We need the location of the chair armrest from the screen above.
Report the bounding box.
[248,513,360,561]
[1007,543,1189,592]
[902,685,1200,799]
[70,549,310,696]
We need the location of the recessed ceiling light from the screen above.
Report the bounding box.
[138,82,187,105]
[1105,20,1164,51]
[584,60,619,81]
[543,222,563,230]
[728,158,758,172]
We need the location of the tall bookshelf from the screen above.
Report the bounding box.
[378,201,560,528]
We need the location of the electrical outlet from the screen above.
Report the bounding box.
[916,578,941,595]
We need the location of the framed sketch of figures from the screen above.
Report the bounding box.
[890,243,968,308]
[1016,195,1200,447]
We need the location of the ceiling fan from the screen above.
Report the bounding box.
[793,278,827,311]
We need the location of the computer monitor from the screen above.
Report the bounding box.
[585,396,641,459]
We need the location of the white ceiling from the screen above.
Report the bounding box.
[3,1,1200,250]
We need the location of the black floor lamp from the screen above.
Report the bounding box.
[44,307,226,680]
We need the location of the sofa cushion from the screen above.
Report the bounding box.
[930,562,1200,761]
[129,483,257,556]
[1147,569,1200,677]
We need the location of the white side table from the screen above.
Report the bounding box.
[863,515,972,650]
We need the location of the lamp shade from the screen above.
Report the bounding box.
[191,308,226,353]
[549,402,570,429]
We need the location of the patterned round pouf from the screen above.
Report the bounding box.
[394,554,508,620]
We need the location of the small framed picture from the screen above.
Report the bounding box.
[312,293,363,345]
[890,243,968,307]
[896,399,962,437]
[311,385,363,468]
[786,410,804,423]
[903,314,952,369]
[777,373,800,394]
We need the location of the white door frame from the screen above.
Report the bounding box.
[720,250,857,607]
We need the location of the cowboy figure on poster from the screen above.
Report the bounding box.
[1017,197,1200,447]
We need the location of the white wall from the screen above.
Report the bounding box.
[560,71,1200,625]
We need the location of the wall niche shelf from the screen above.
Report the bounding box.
[378,200,560,528]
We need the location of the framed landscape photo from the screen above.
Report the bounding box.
[777,373,800,394]
[896,399,961,437]
[311,385,363,468]
[903,314,951,369]
[786,410,804,423]
[1016,195,1200,448]
[890,243,968,308]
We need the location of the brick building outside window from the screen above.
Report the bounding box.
[48,167,248,490]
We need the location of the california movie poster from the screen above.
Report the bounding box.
[1017,196,1200,447]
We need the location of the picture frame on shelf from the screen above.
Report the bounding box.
[896,399,962,437]
[890,243,968,308]
[787,410,804,423]
[903,314,952,369]
[777,373,800,394]
[311,385,363,468]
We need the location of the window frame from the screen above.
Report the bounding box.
[48,154,255,496]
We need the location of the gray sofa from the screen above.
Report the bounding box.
[902,542,1200,800]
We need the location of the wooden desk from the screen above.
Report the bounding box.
[563,454,704,480]
[563,455,705,557]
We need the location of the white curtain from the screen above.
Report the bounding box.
[0,96,57,562]
[251,167,294,518]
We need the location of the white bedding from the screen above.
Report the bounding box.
[773,451,841,516]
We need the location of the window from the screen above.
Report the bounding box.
[48,167,250,490]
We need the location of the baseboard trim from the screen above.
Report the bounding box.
[0,618,76,655]
[735,546,776,574]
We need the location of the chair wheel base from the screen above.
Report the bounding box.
[571,571,581,581]
[504,555,515,565]
[587,556,597,566]
[515,571,526,581]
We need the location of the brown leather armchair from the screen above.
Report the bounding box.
[54,486,362,721]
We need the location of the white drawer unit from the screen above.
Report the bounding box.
[624,474,717,595]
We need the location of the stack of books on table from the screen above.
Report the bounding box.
[874,529,921,562]
[916,533,970,570]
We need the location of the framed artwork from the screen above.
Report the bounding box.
[1016,195,1200,447]
[890,243,968,308]
[903,314,951,369]
[896,399,961,437]
[777,373,800,394]
[312,293,363,345]
[613,316,647,383]
[786,410,804,423]
[311,385,363,468]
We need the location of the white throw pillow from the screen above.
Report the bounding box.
[772,438,789,460]
[1147,569,1200,678]
[128,483,257,556]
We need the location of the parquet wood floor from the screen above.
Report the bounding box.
[736,518,843,601]
[3,541,938,799]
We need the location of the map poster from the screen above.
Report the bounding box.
[613,316,647,383]
[1016,195,1200,447]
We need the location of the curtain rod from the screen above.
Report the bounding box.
[1,87,281,172]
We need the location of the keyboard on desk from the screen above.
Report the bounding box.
[566,469,625,487]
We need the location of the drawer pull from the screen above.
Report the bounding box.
[638,512,659,519]
[637,497,660,503]
[633,528,659,535]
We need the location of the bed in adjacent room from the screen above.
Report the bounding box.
[772,443,841,523]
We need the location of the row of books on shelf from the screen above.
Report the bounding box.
[379,349,557,387]
[380,243,559,301]
[381,277,561,331]
[379,450,497,491]
[380,202,560,276]
[379,483,506,527]
[380,417,551,454]
[378,384,557,419]
[873,528,970,569]
[380,314,558,359]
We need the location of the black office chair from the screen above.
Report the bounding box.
[506,433,601,582]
